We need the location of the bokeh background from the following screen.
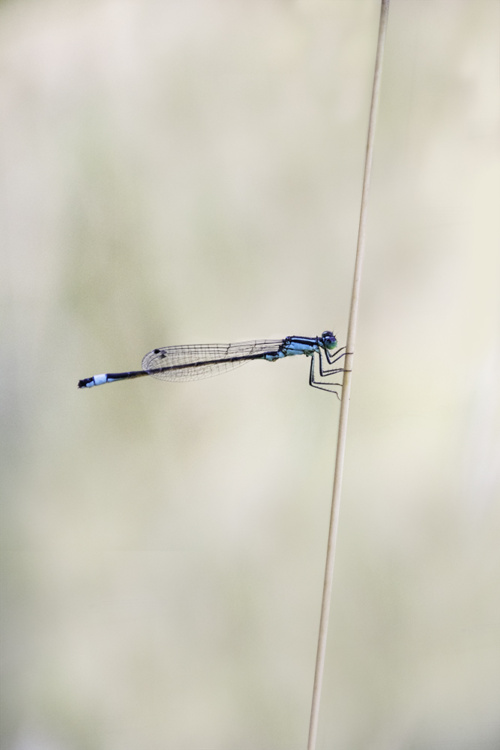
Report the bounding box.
[1,1,499,748]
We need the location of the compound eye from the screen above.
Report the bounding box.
[322,330,334,339]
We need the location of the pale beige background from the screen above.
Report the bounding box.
[1,1,499,748]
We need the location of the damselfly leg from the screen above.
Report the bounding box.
[309,347,349,396]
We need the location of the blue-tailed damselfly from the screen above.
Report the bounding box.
[78,331,346,395]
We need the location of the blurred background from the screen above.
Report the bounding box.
[1,0,499,748]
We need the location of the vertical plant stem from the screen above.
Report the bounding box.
[306,2,390,748]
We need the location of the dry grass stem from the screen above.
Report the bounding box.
[307,2,391,748]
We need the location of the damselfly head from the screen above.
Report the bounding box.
[321,331,337,349]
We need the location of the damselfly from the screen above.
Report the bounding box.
[78,331,346,395]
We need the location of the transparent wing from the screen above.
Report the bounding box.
[142,339,283,382]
